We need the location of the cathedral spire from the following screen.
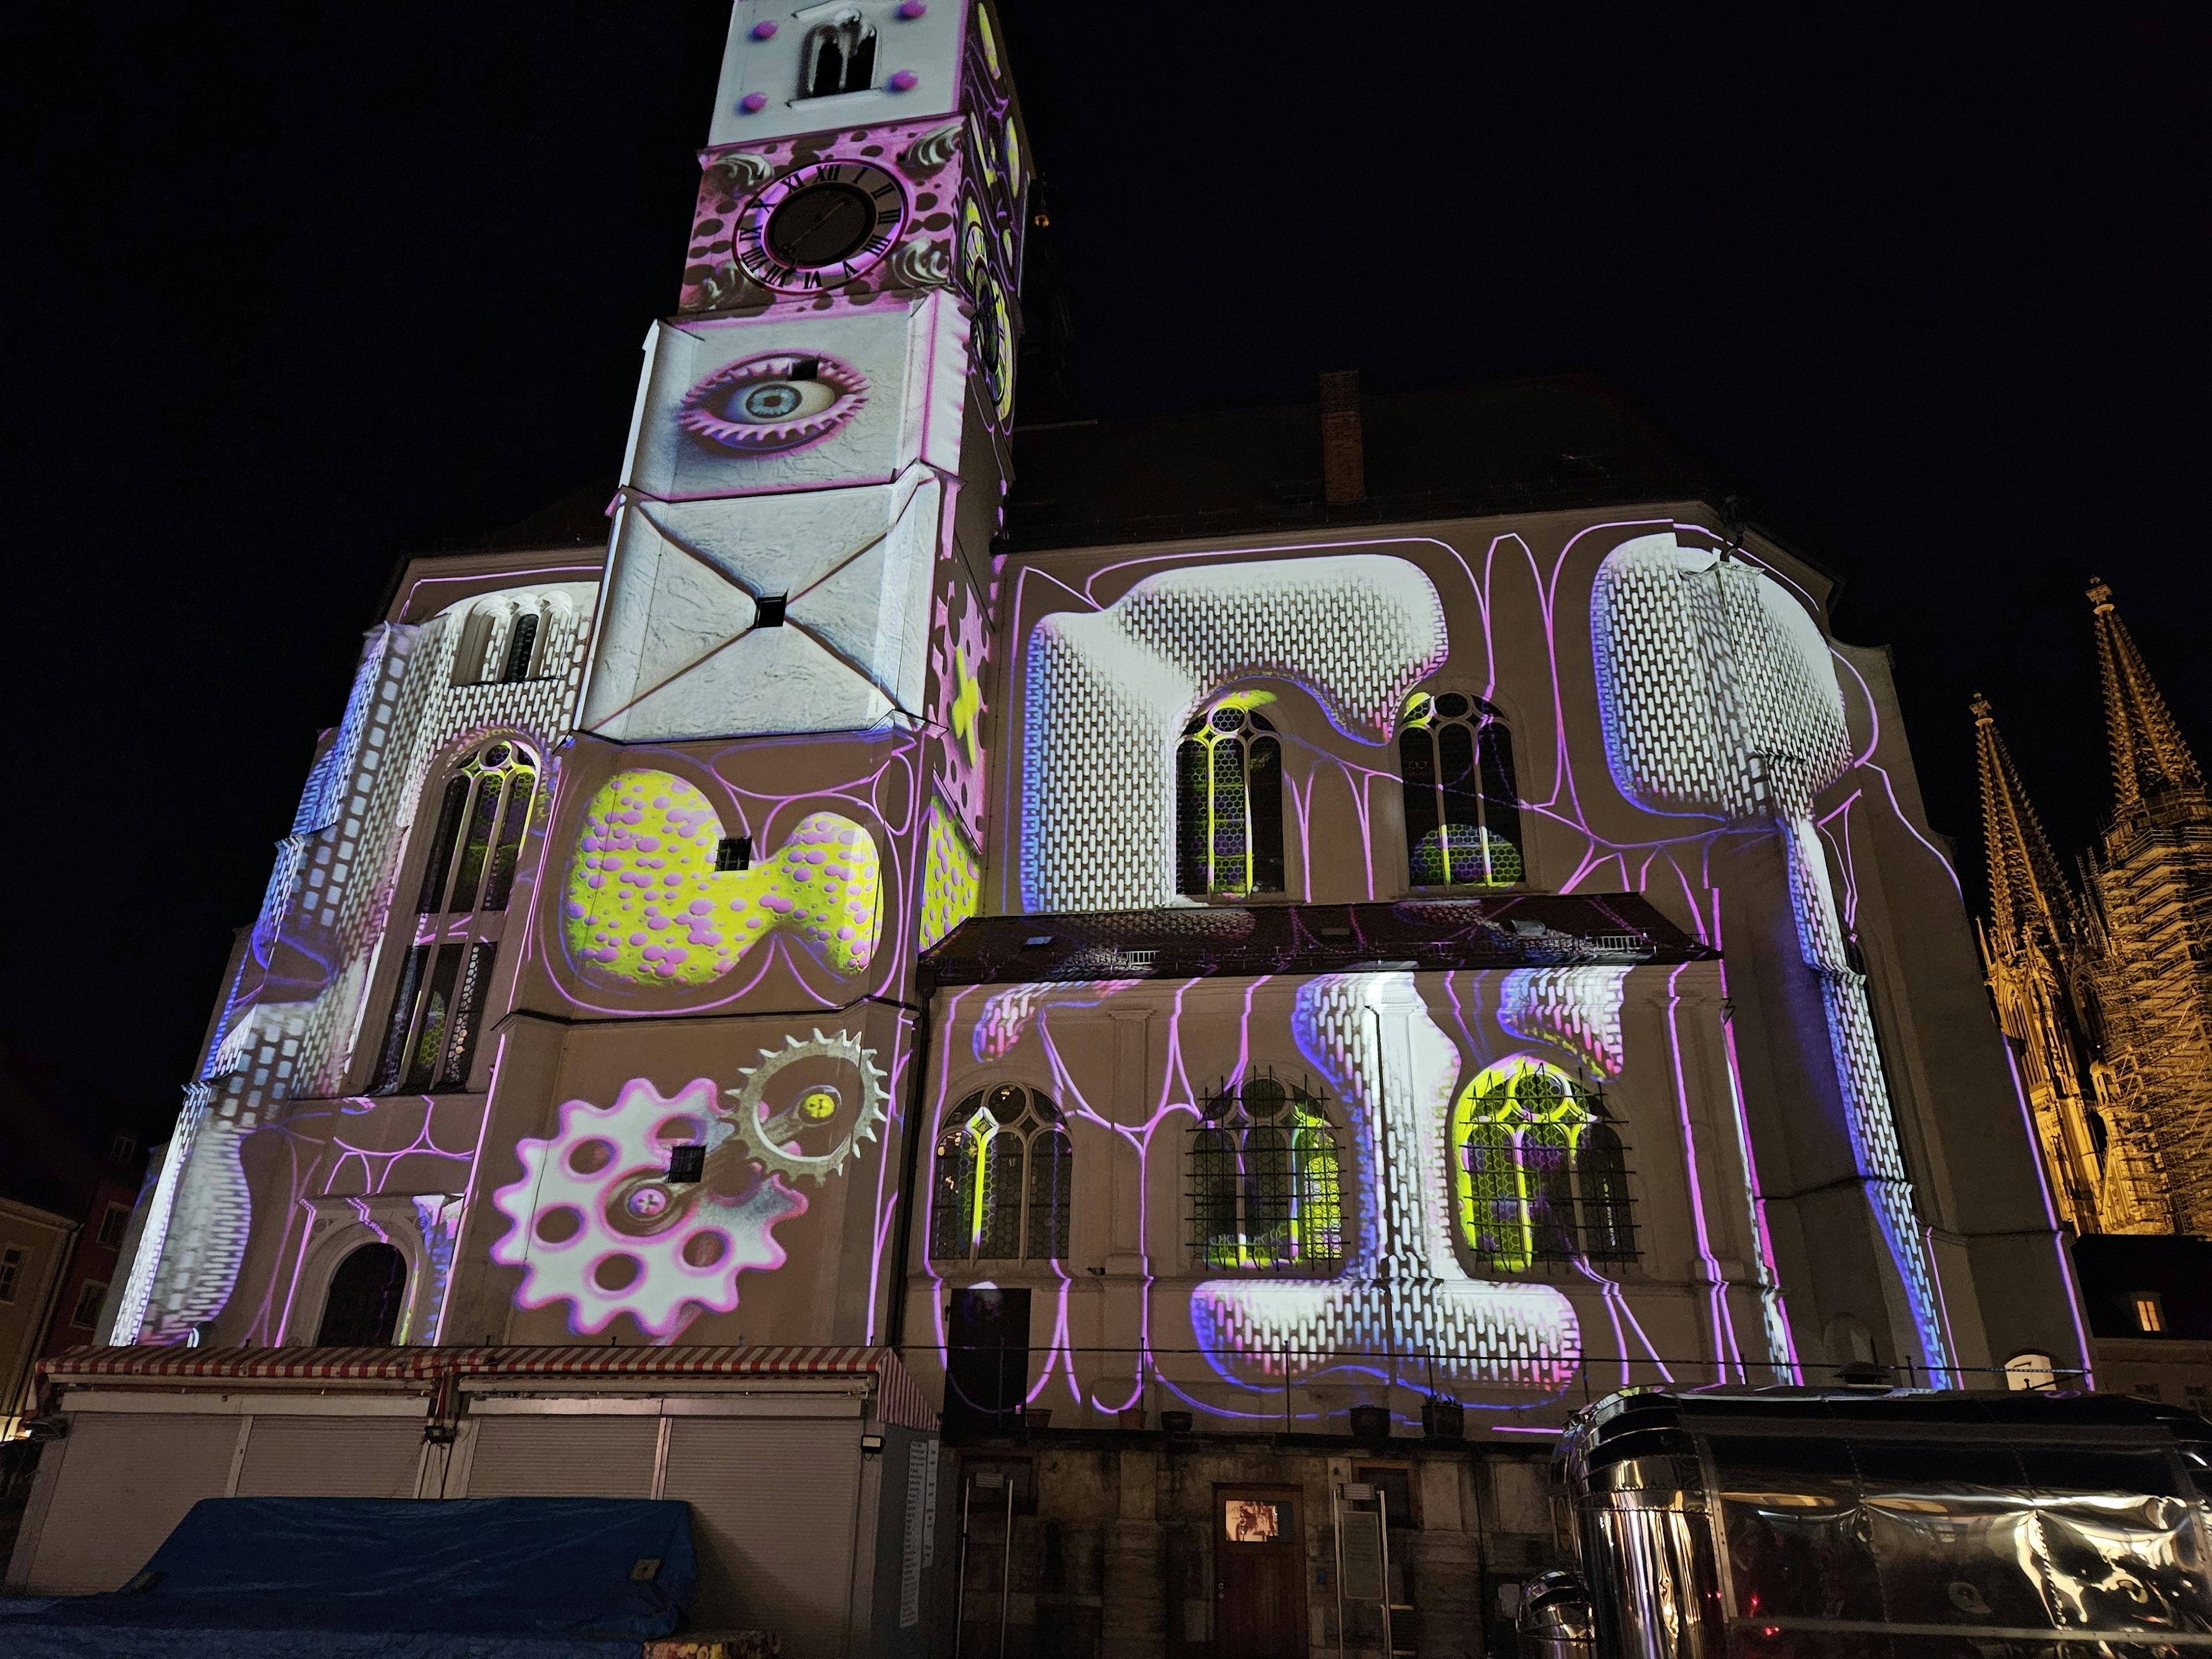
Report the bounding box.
[2089,577,2203,808]
[1974,693,2073,954]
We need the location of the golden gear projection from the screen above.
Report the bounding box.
[728,1028,887,1186]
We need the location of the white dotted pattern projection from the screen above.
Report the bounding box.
[1590,533,1946,1369]
[1499,967,1630,1077]
[1020,556,1448,912]
[123,586,594,1344]
[1190,973,1581,1395]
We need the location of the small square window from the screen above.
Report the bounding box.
[97,1203,132,1249]
[109,1134,138,1165]
[753,594,788,628]
[70,1279,108,1329]
[1355,1464,1416,1527]
[0,1246,24,1303]
[716,837,752,872]
[2133,1293,2167,1334]
[667,1145,706,1183]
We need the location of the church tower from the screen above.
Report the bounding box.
[2078,579,2212,1235]
[458,0,1031,1347]
[1972,695,2158,1233]
[1975,581,2212,1240]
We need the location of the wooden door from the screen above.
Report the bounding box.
[1215,1484,1307,1659]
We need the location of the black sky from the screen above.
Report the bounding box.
[2,2,2206,1132]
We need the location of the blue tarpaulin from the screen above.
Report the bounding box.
[0,1496,697,1658]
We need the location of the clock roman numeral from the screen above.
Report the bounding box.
[870,181,897,200]
[876,207,900,226]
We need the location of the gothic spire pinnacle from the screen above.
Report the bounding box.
[2089,576,2202,807]
[1974,692,2073,954]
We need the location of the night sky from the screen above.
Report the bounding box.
[3,2,2205,1135]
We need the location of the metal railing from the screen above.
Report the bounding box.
[918,1344,2101,1441]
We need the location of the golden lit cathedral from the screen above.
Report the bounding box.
[1977,579,2212,1237]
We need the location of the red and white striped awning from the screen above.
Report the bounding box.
[40,1344,938,1431]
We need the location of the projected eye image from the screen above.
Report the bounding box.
[491,1035,884,1340]
[676,351,868,454]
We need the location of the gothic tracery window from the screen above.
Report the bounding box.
[1452,1060,1634,1271]
[930,1085,1070,1265]
[1400,692,1522,887]
[1177,700,1285,897]
[370,740,539,1094]
[1191,1075,1344,1272]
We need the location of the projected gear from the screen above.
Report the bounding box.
[729,1028,888,1186]
[487,1078,805,1340]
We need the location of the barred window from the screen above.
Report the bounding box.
[1454,1061,1634,1268]
[930,1085,1070,1264]
[1177,699,1285,897]
[1452,1059,1634,1270]
[1400,692,1522,888]
[1191,1075,1343,1272]
[371,740,537,1094]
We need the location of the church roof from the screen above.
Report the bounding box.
[921,893,1711,987]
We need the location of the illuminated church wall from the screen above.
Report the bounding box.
[108,0,2084,1407]
[900,963,1781,1425]
[115,555,603,1347]
[961,510,2088,1396]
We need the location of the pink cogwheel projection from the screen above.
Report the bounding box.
[565,770,883,986]
[490,1077,805,1340]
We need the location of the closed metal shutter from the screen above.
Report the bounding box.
[24,1413,239,1593]
[662,1417,861,1657]
[463,1414,659,1497]
[234,1416,426,1498]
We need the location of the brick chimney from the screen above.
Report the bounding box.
[1319,369,1366,506]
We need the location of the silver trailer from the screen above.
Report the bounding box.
[1522,1388,2212,1658]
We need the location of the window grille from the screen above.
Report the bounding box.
[1399,692,1522,887]
[372,740,537,1094]
[1176,700,1285,897]
[497,612,540,683]
[0,1246,22,1302]
[801,14,877,98]
[1452,1060,1636,1270]
[930,1085,1070,1264]
[1189,1074,1343,1272]
[97,1203,131,1249]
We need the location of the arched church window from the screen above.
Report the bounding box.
[315,1241,408,1346]
[930,1085,1070,1265]
[1449,1059,1635,1270]
[1177,699,1285,897]
[1191,1075,1343,1272]
[801,14,877,99]
[1399,692,1522,887]
[370,740,539,1094]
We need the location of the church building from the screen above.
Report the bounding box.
[8,6,2092,1655]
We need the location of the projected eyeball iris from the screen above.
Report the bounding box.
[677,351,869,454]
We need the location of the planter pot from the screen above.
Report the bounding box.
[1026,1409,1052,1432]
[1348,1404,1391,1442]
[1422,1395,1465,1440]
[1160,1410,1193,1434]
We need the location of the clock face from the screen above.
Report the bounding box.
[736,161,907,293]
